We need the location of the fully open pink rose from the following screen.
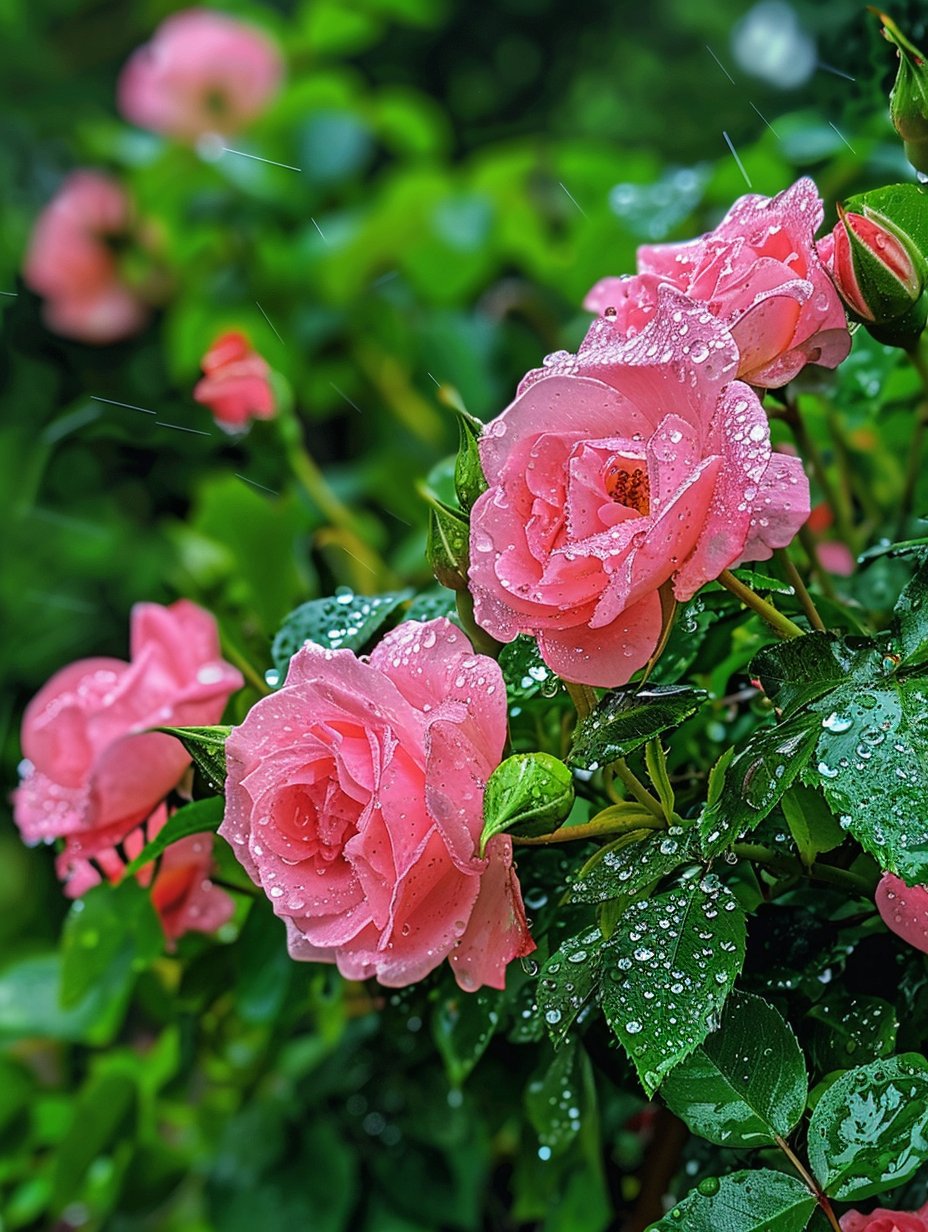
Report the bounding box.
[220,617,535,991]
[193,331,276,432]
[468,290,810,686]
[15,601,243,876]
[118,8,283,143]
[841,1200,928,1231]
[63,804,234,942]
[22,171,149,345]
[875,872,928,953]
[585,177,851,388]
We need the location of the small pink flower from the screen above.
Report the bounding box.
[22,171,148,345]
[193,331,276,432]
[118,8,283,143]
[220,618,535,991]
[468,290,810,687]
[14,600,243,877]
[585,177,851,388]
[875,872,928,954]
[840,1199,928,1231]
[62,805,234,942]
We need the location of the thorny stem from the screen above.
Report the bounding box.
[733,842,877,896]
[717,570,805,639]
[612,758,667,819]
[899,341,928,533]
[774,1136,842,1232]
[510,813,665,846]
[774,548,826,632]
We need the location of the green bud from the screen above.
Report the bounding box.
[479,753,575,856]
[872,8,928,176]
[425,499,470,591]
[454,414,488,512]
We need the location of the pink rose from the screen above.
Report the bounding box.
[468,290,810,687]
[63,804,234,943]
[14,600,243,877]
[220,617,535,991]
[876,872,928,953]
[585,178,851,388]
[118,8,283,143]
[840,1200,928,1231]
[22,171,148,345]
[193,331,276,432]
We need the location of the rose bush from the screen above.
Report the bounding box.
[840,1200,928,1231]
[14,600,242,880]
[220,617,534,990]
[117,7,283,143]
[193,330,276,431]
[468,290,810,685]
[584,177,850,387]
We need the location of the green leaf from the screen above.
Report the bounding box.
[780,784,847,870]
[648,1170,816,1232]
[699,714,820,858]
[150,725,230,792]
[525,1040,585,1158]
[751,633,883,718]
[0,954,129,1045]
[601,875,746,1096]
[480,753,575,855]
[271,590,413,677]
[895,553,928,667]
[50,1072,137,1214]
[570,686,706,771]
[537,927,605,1047]
[807,992,899,1074]
[405,587,458,624]
[453,413,487,512]
[807,1053,928,1200]
[498,635,563,702]
[659,992,807,1147]
[569,826,690,904]
[432,986,503,1087]
[60,879,164,1009]
[122,794,225,877]
[426,501,470,591]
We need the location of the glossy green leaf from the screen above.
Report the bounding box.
[453,413,487,512]
[808,1053,928,1200]
[151,724,231,792]
[0,955,128,1045]
[570,686,706,771]
[122,794,225,877]
[537,927,604,1047]
[426,501,470,591]
[271,589,413,677]
[569,825,690,904]
[659,992,807,1147]
[524,1040,585,1158]
[807,992,898,1074]
[601,875,746,1096]
[751,633,882,718]
[648,1169,816,1232]
[60,879,164,1009]
[498,635,563,702]
[432,986,504,1087]
[480,753,575,854]
[780,783,846,869]
[894,552,928,666]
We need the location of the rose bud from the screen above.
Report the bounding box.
[819,202,927,347]
[872,8,928,177]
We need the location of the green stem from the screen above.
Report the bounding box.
[565,679,597,719]
[717,570,805,639]
[774,548,826,632]
[774,1136,842,1232]
[784,394,856,549]
[733,842,876,896]
[217,622,271,696]
[511,814,665,846]
[797,525,840,602]
[455,589,503,659]
[612,758,667,820]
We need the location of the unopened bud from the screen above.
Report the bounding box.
[871,8,928,176]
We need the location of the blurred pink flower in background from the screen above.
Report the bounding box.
[118,8,283,143]
[194,330,276,431]
[585,177,851,388]
[14,600,242,880]
[22,170,149,344]
[840,1199,928,1231]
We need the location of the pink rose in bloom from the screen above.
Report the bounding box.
[63,805,234,942]
[875,872,928,953]
[584,178,851,388]
[193,331,276,432]
[220,618,535,991]
[14,600,243,878]
[22,171,148,345]
[118,8,283,143]
[840,1200,928,1231]
[468,290,810,687]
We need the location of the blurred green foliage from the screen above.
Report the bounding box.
[4,0,928,1228]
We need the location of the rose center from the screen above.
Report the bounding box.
[604,460,650,514]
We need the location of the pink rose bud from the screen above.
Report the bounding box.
[875,871,928,953]
[22,171,149,345]
[193,331,276,432]
[840,1197,928,1231]
[219,617,535,991]
[819,205,924,329]
[14,600,243,882]
[118,8,283,144]
[585,177,851,388]
[873,9,928,177]
[468,290,810,687]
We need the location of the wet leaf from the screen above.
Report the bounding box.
[60,879,164,1009]
[426,501,470,591]
[807,992,898,1075]
[570,686,706,771]
[499,635,564,702]
[453,412,487,512]
[601,876,746,1096]
[780,783,846,870]
[894,553,928,667]
[807,1053,928,1200]
[432,985,504,1087]
[524,1039,586,1158]
[480,753,575,854]
[271,589,412,677]
[660,992,807,1147]
[752,633,882,717]
[569,827,691,904]
[648,1169,815,1232]
[122,795,225,877]
[537,927,605,1047]
[151,724,231,791]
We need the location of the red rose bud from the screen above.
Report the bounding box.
[871,8,928,176]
